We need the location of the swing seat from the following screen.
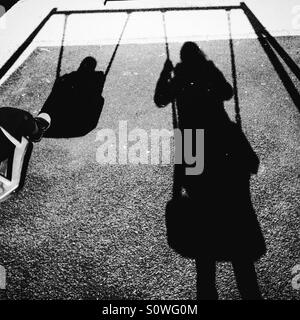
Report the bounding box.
[0,127,33,202]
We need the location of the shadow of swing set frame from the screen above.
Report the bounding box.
[1,1,300,201]
[0,1,300,120]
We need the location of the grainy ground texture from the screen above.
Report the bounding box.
[0,34,299,299]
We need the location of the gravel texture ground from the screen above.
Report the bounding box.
[0,36,299,300]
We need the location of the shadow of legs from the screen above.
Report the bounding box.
[232,260,263,300]
[196,257,218,300]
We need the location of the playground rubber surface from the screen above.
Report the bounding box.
[0,36,299,299]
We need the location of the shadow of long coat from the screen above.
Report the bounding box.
[155,56,266,261]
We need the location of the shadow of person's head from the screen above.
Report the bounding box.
[78,56,98,74]
[180,41,207,66]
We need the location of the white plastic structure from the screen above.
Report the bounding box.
[0,126,31,202]
[0,265,6,290]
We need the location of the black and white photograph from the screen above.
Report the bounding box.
[0,0,299,316]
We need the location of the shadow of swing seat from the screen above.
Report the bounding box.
[40,13,130,139]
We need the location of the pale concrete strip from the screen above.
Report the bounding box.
[0,0,54,67]
[120,12,164,44]
[34,14,66,45]
[102,0,240,10]
[60,9,255,45]
[245,0,300,37]
[53,0,106,11]
[36,9,255,47]
[64,12,128,46]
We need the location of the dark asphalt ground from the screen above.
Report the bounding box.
[0,36,299,300]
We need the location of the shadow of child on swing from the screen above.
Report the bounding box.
[41,56,105,138]
[154,41,266,300]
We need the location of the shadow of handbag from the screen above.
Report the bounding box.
[225,121,260,174]
[165,195,199,259]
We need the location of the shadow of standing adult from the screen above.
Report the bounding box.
[154,42,266,300]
